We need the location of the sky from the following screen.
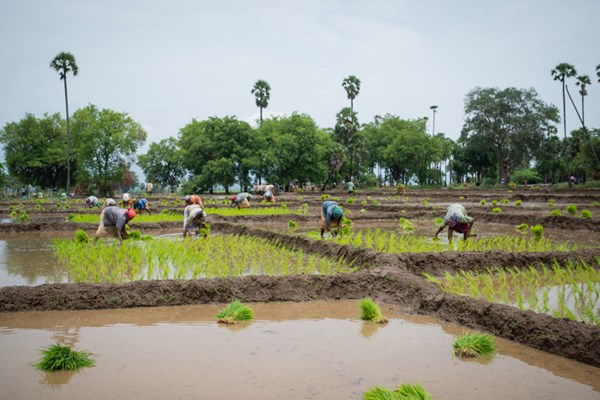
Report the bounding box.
[1,0,599,163]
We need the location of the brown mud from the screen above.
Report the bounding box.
[1,189,600,368]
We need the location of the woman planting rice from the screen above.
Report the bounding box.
[94,206,136,243]
[184,194,205,209]
[183,197,208,238]
[435,203,475,243]
[229,192,253,209]
[320,200,344,239]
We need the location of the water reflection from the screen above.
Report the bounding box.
[0,239,69,286]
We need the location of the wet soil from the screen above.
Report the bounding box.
[1,189,600,369]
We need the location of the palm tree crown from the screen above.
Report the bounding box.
[251,80,271,124]
[342,75,361,110]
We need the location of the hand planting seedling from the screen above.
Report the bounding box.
[216,299,254,324]
[359,297,388,324]
[35,342,95,371]
[364,382,432,400]
[453,332,496,359]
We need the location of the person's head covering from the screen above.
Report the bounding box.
[105,198,117,207]
[123,193,130,201]
[230,195,237,202]
[184,195,191,202]
[126,208,136,220]
[332,206,343,219]
[447,213,459,228]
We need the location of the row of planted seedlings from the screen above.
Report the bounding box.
[424,258,600,327]
[53,226,357,284]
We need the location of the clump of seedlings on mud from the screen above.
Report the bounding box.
[359,297,388,324]
[426,258,600,326]
[288,220,298,233]
[216,299,254,324]
[549,209,562,217]
[398,217,414,232]
[566,204,577,216]
[453,332,496,359]
[35,342,95,371]
[364,382,432,400]
[74,229,90,243]
[581,209,592,219]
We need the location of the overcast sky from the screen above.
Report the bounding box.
[1,0,599,157]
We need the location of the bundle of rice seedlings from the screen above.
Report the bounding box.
[35,342,94,371]
[364,383,432,400]
[453,332,496,358]
[516,223,528,234]
[74,229,90,243]
[359,297,388,324]
[216,299,254,324]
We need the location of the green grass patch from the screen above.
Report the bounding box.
[35,343,95,371]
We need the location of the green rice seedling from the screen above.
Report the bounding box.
[479,199,486,206]
[592,201,600,207]
[359,297,388,323]
[581,209,592,219]
[361,200,368,205]
[372,200,380,205]
[492,207,502,213]
[288,220,298,233]
[280,202,287,209]
[320,194,330,200]
[35,342,94,371]
[55,202,62,209]
[549,209,562,217]
[501,198,510,204]
[10,211,17,219]
[434,217,444,225]
[453,332,496,358]
[566,204,577,216]
[548,199,556,207]
[216,299,254,324]
[18,210,30,222]
[491,200,497,206]
[515,199,522,206]
[141,234,153,240]
[360,209,367,214]
[64,203,70,210]
[459,195,465,200]
[516,223,528,234]
[364,383,432,400]
[421,198,429,206]
[128,230,142,240]
[422,272,442,288]
[74,229,90,243]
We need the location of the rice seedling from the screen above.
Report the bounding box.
[360,209,367,214]
[515,200,522,206]
[491,200,497,206]
[479,199,486,206]
[581,209,592,219]
[18,210,30,222]
[359,297,388,323]
[531,224,543,240]
[288,220,298,233]
[364,383,432,400]
[453,332,497,359]
[516,223,528,234]
[398,218,414,232]
[592,201,600,207]
[434,217,444,225]
[128,230,142,240]
[459,195,465,200]
[361,200,368,205]
[10,211,17,219]
[321,194,330,200]
[216,299,254,324]
[566,204,577,216]
[501,198,510,204]
[372,200,380,205]
[35,342,94,371]
[548,199,556,207]
[74,229,90,243]
[492,207,502,213]
[421,198,429,206]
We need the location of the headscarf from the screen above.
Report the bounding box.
[126,208,136,221]
[230,195,237,202]
[184,195,191,202]
[447,213,459,228]
[123,193,130,202]
[332,206,343,219]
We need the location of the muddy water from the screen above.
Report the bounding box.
[1,301,599,400]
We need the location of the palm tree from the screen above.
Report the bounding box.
[251,80,271,124]
[50,52,78,194]
[342,75,361,110]
[551,63,577,185]
[575,75,591,126]
[596,64,600,83]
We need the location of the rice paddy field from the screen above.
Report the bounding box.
[1,187,599,399]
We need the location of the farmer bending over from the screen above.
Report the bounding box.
[435,203,475,243]
[263,189,275,203]
[122,193,133,208]
[85,196,100,208]
[183,202,207,239]
[133,197,151,215]
[185,194,205,209]
[229,192,253,209]
[320,200,344,239]
[95,206,136,243]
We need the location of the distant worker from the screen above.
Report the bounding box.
[347,180,355,194]
[435,203,475,243]
[229,192,253,209]
[263,189,275,203]
[145,182,153,195]
[185,194,205,209]
[183,200,207,239]
[105,198,117,207]
[133,197,151,215]
[95,206,136,243]
[85,196,100,208]
[122,193,133,208]
[320,200,344,239]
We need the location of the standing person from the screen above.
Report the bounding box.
[347,180,355,194]
[145,182,153,195]
[184,194,205,209]
[85,196,100,208]
[183,201,207,238]
[122,193,133,208]
[320,200,344,239]
[21,186,27,200]
[133,197,151,215]
[94,205,136,243]
[229,192,253,209]
[435,203,475,243]
[263,189,275,203]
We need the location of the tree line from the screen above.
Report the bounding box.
[0,53,598,195]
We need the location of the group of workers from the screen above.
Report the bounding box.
[86,185,475,244]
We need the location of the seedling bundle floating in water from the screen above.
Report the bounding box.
[359,297,388,324]
[453,332,497,359]
[216,299,254,324]
[364,382,432,400]
[35,342,95,371]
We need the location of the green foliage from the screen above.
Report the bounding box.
[515,199,522,206]
[511,168,541,184]
[399,218,414,231]
[10,211,17,219]
[216,299,254,324]
[531,224,544,240]
[516,223,528,234]
[346,197,355,204]
[581,209,592,219]
[198,223,211,237]
[421,198,429,206]
[548,199,556,207]
[128,230,142,240]
[138,137,186,193]
[359,298,388,323]
[500,198,510,204]
[491,200,497,206]
[288,220,298,233]
[492,207,502,213]
[35,342,94,371]
[549,209,562,217]
[479,199,486,206]
[453,333,497,358]
[74,229,89,243]
[434,217,444,225]
[321,194,330,200]
[18,210,29,222]
[364,383,432,400]
[593,202,600,207]
[565,204,577,216]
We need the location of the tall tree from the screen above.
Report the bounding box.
[551,63,577,184]
[575,75,591,126]
[333,107,360,181]
[50,52,78,193]
[251,80,271,124]
[342,75,361,110]
[138,137,186,193]
[462,87,559,184]
[70,105,147,196]
[596,64,600,82]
